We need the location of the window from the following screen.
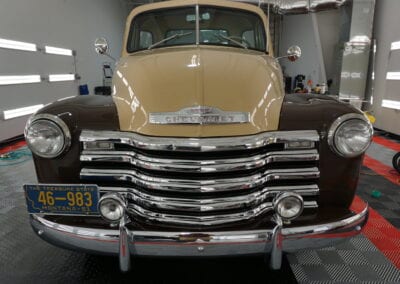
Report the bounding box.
[127,5,266,52]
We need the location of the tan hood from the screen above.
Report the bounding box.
[112,46,284,137]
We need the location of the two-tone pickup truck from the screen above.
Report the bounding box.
[24,0,372,272]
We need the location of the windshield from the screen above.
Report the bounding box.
[127,5,266,52]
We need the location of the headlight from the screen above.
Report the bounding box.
[328,113,373,158]
[25,114,71,158]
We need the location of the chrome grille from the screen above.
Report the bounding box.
[80,130,320,226]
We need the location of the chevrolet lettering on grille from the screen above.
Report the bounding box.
[149,106,250,124]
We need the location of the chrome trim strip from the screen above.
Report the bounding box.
[81,167,320,193]
[29,204,368,256]
[126,201,318,226]
[99,185,319,213]
[80,130,320,152]
[81,149,319,173]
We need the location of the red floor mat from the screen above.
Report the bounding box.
[373,136,400,152]
[363,154,400,185]
[351,196,400,269]
[0,140,27,155]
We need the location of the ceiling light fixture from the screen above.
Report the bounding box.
[3,104,44,120]
[0,38,37,52]
[382,99,400,110]
[0,75,41,85]
[391,41,400,51]
[48,74,76,82]
[45,46,73,56]
[386,72,400,80]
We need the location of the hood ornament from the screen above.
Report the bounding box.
[149,106,250,125]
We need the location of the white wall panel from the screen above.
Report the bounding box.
[279,11,341,89]
[370,0,400,135]
[279,14,322,85]
[0,0,128,141]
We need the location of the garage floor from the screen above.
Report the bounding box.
[0,133,399,283]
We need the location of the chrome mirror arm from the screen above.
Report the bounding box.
[276,45,302,62]
[102,53,116,62]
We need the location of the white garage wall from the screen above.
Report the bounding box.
[316,9,341,87]
[370,0,400,135]
[0,0,128,141]
[279,14,323,87]
[279,10,341,91]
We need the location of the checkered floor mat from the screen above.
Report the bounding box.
[289,234,400,283]
[358,166,400,229]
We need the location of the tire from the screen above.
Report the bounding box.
[393,152,400,173]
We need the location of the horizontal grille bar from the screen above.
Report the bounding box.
[81,149,319,173]
[81,167,320,193]
[80,130,319,152]
[127,201,318,226]
[99,185,319,213]
[80,130,320,226]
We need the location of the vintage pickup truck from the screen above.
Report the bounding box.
[24,0,372,272]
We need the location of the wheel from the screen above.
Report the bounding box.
[393,152,400,173]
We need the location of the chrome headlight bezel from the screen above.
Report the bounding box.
[24,113,71,158]
[328,113,373,158]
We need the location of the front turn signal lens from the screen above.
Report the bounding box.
[273,192,304,220]
[98,193,126,222]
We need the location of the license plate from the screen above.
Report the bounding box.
[24,184,100,216]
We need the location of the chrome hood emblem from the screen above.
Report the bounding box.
[149,106,250,125]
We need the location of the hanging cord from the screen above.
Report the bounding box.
[0,147,32,167]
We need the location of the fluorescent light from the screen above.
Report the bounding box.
[3,104,44,120]
[48,74,76,82]
[341,72,350,79]
[391,41,400,51]
[386,72,400,80]
[0,75,41,85]
[382,99,400,110]
[349,35,370,44]
[45,46,73,56]
[0,38,37,52]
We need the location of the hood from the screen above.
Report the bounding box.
[112,46,284,137]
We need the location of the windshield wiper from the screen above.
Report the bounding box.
[148,32,193,50]
[214,34,248,49]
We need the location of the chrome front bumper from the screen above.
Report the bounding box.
[30,204,368,271]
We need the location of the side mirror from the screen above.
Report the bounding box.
[287,45,301,62]
[94,37,116,62]
[94,37,109,55]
